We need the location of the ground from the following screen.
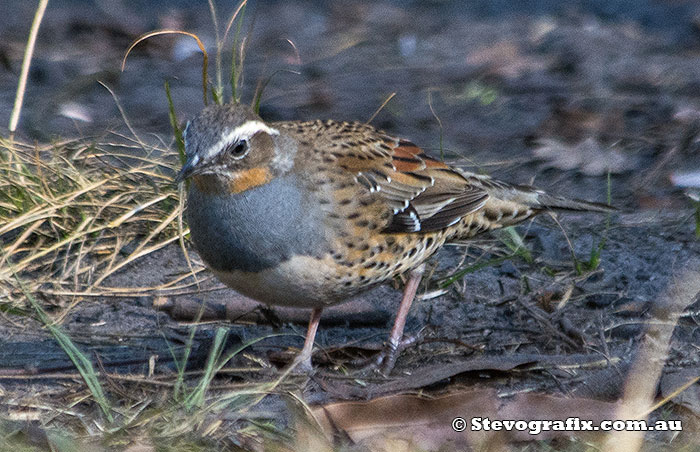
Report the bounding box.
[0,1,699,451]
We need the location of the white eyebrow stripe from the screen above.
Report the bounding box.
[231,120,280,140]
[204,120,280,159]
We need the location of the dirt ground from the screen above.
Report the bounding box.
[1,0,699,450]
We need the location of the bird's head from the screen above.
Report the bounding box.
[175,103,291,194]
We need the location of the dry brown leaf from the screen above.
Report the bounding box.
[533,137,630,175]
[466,41,548,78]
[312,389,618,450]
[673,107,700,124]
[670,170,700,189]
[313,389,496,451]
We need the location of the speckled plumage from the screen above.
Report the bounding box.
[177,103,614,372]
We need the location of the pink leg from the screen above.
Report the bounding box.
[293,307,323,372]
[380,264,425,375]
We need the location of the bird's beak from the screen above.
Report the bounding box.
[175,155,200,184]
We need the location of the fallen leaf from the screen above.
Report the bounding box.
[532,137,630,175]
[466,41,548,78]
[312,389,618,450]
[58,102,92,122]
[670,170,700,189]
[313,389,496,451]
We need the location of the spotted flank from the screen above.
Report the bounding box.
[273,117,615,294]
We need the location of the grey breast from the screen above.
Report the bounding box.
[186,174,329,273]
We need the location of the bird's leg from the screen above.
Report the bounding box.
[290,307,323,372]
[377,263,425,375]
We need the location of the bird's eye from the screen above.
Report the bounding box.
[227,139,249,159]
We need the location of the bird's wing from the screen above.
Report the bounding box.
[287,120,490,233]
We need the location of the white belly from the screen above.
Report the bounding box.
[211,254,345,308]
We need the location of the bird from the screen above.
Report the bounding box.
[175,102,614,375]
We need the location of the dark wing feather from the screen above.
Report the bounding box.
[345,135,489,233]
[278,120,491,233]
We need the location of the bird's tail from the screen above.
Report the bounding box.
[529,191,616,213]
[477,185,615,236]
[445,171,616,241]
[459,171,616,215]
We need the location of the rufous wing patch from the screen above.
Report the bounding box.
[392,140,449,172]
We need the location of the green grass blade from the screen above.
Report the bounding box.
[440,253,520,288]
[184,332,280,411]
[577,171,613,273]
[210,84,222,105]
[164,81,186,166]
[498,226,533,263]
[5,253,113,422]
[184,327,228,410]
[172,322,197,400]
[229,2,247,102]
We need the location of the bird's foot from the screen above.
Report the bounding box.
[278,306,322,377]
[356,333,422,376]
[281,352,316,377]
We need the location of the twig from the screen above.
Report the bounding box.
[366,92,396,124]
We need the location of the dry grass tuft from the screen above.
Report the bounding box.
[0,135,184,312]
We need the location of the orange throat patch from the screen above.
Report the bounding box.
[228,167,272,194]
[192,167,272,195]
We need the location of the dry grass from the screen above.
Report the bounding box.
[0,135,184,308]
